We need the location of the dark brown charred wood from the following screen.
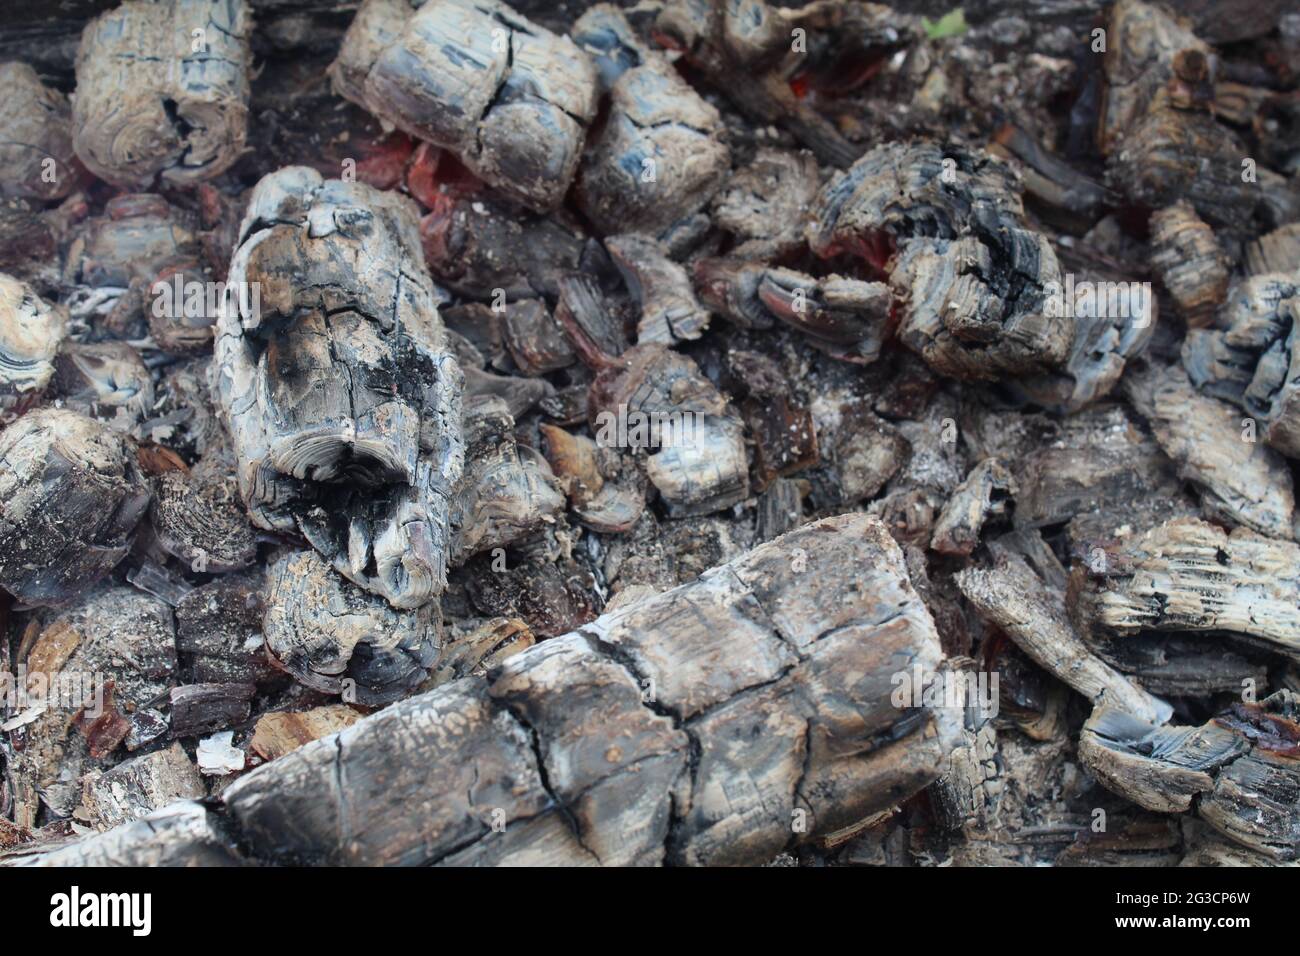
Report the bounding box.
[332,0,598,212]
[555,272,629,365]
[0,274,66,423]
[465,554,597,639]
[214,166,464,610]
[72,0,252,189]
[501,299,575,376]
[169,683,256,739]
[175,575,278,686]
[0,408,151,606]
[0,62,80,202]
[421,195,587,300]
[744,394,818,493]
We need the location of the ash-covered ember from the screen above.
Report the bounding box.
[2,0,1300,871]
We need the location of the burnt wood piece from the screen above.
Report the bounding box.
[1124,360,1295,539]
[52,342,155,432]
[214,166,465,610]
[744,395,818,493]
[168,683,256,739]
[930,459,1016,557]
[589,344,749,517]
[1086,633,1270,699]
[250,705,364,762]
[1010,402,1183,531]
[264,548,442,706]
[421,196,587,301]
[809,141,1071,382]
[332,0,598,212]
[64,193,200,290]
[708,148,820,260]
[428,617,535,689]
[571,3,654,96]
[1100,1,1262,238]
[72,0,251,189]
[205,513,961,866]
[1181,274,1300,460]
[1080,693,1300,859]
[174,575,278,686]
[605,235,709,345]
[0,62,79,201]
[1149,201,1229,328]
[502,299,575,376]
[80,743,205,831]
[1073,517,1300,663]
[8,802,241,867]
[149,468,257,573]
[0,273,66,423]
[956,553,1168,724]
[449,397,565,564]
[1247,224,1300,276]
[539,422,645,534]
[0,408,150,605]
[653,0,866,167]
[575,58,730,236]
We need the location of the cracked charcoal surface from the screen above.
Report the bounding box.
[5,0,1300,870]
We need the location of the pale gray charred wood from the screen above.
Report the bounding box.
[207,513,960,866]
[589,344,749,517]
[575,58,730,237]
[64,193,200,290]
[263,549,442,706]
[571,3,655,96]
[331,0,598,212]
[80,743,205,831]
[9,801,241,866]
[1072,516,1300,663]
[955,553,1168,724]
[1247,224,1300,276]
[52,341,155,432]
[1080,693,1300,859]
[448,397,565,564]
[72,0,252,189]
[0,62,80,201]
[1181,274,1300,460]
[1123,360,1295,539]
[0,408,150,606]
[0,274,66,424]
[708,148,820,260]
[214,166,464,610]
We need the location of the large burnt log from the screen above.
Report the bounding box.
[213,166,465,609]
[18,513,960,866]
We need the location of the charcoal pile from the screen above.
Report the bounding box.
[0,0,1299,868]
